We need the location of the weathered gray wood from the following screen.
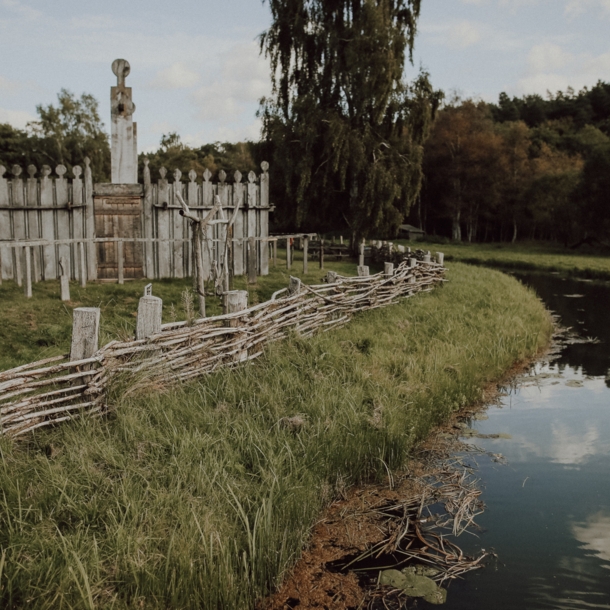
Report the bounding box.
[79,241,87,287]
[172,172,185,278]
[359,241,365,267]
[26,165,42,282]
[187,170,199,278]
[423,252,431,263]
[24,246,32,297]
[223,290,248,316]
[201,168,214,281]
[193,225,206,317]
[436,252,444,266]
[70,307,100,361]
[117,240,124,284]
[325,271,338,283]
[110,59,137,184]
[15,246,22,287]
[84,158,97,281]
[0,165,11,281]
[55,165,71,277]
[286,237,292,269]
[288,276,301,295]
[340,235,343,245]
[247,172,258,273]
[143,159,154,278]
[273,239,277,267]
[409,258,417,268]
[247,237,257,284]
[39,166,56,280]
[71,166,84,282]
[136,294,163,340]
[94,183,143,197]
[156,168,170,278]
[358,265,369,277]
[384,262,394,277]
[59,256,70,301]
[303,235,309,274]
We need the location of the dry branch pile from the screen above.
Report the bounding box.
[0,260,445,438]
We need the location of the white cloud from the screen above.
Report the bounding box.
[1,0,41,20]
[572,512,610,566]
[528,43,573,73]
[0,75,21,94]
[0,107,35,129]
[447,20,482,49]
[191,42,269,122]
[549,422,600,465]
[565,0,610,18]
[150,63,200,90]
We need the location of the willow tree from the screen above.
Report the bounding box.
[259,0,442,245]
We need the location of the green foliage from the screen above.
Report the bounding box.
[0,90,110,182]
[260,0,442,243]
[139,134,261,182]
[0,264,552,608]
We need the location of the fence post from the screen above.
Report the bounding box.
[286,237,292,269]
[117,240,124,284]
[325,271,338,284]
[303,235,309,274]
[59,256,70,302]
[224,290,248,318]
[319,238,324,269]
[288,276,302,295]
[0,248,2,286]
[358,265,369,277]
[359,241,365,267]
[409,257,417,268]
[423,251,431,263]
[24,246,32,298]
[136,284,162,340]
[273,239,277,267]
[384,262,394,277]
[79,241,87,288]
[247,237,257,284]
[15,246,22,287]
[436,252,445,266]
[340,235,344,245]
[70,307,100,361]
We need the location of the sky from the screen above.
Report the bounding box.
[1,0,610,153]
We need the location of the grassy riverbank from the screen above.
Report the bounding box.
[0,263,553,608]
[399,240,610,280]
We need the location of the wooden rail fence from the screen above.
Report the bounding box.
[0,256,445,438]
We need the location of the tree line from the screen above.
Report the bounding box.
[418,86,610,247]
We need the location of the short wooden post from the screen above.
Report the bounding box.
[409,257,417,268]
[70,307,100,361]
[423,251,431,263]
[326,271,338,284]
[193,225,206,318]
[286,237,292,269]
[359,241,365,267]
[24,246,32,298]
[117,240,124,284]
[319,238,324,269]
[288,276,301,295]
[303,236,309,274]
[384,262,394,277]
[273,239,277,267]
[247,237,257,284]
[224,290,248,360]
[358,265,369,276]
[0,248,2,286]
[59,256,70,302]
[224,289,248,318]
[436,252,445,266]
[136,285,163,340]
[79,241,87,287]
[15,246,22,287]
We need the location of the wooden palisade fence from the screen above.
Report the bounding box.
[0,256,445,438]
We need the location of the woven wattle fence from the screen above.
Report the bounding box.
[0,258,446,438]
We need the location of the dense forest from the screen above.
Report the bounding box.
[417,82,610,246]
[2,81,610,246]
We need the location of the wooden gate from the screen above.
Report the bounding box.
[93,184,144,280]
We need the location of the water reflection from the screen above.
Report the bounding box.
[443,273,610,610]
[573,512,610,568]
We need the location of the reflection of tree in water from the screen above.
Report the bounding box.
[515,272,610,378]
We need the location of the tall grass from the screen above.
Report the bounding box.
[0,263,553,608]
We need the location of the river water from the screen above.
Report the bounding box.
[443,272,610,610]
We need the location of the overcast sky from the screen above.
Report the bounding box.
[1,0,610,152]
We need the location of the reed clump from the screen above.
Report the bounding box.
[0,263,553,609]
